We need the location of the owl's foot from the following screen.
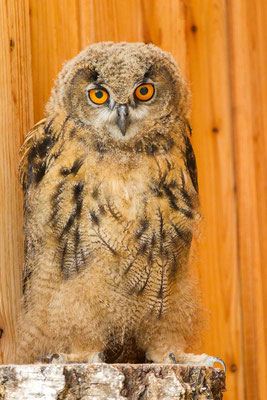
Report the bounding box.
[39,351,105,364]
[183,353,225,371]
[147,351,226,371]
[171,352,225,371]
[39,353,67,364]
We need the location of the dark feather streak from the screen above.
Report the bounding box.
[90,210,99,225]
[171,223,193,246]
[163,183,178,210]
[61,158,83,176]
[73,182,84,200]
[61,212,76,236]
[138,234,156,294]
[94,229,117,255]
[36,136,55,159]
[124,242,148,275]
[158,300,164,319]
[74,227,80,273]
[44,118,55,136]
[179,186,193,208]
[26,119,57,187]
[184,135,198,193]
[163,183,193,218]
[158,136,174,152]
[98,204,106,215]
[145,143,158,155]
[51,181,65,203]
[92,186,99,199]
[34,161,46,184]
[136,218,149,239]
[22,268,32,295]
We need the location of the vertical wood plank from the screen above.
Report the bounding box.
[227,0,267,398]
[184,1,244,399]
[29,0,80,122]
[139,0,188,77]
[78,0,143,47]
[0,0,33,363]
[79,0,188,76]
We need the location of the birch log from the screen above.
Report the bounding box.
[0,363,225,400]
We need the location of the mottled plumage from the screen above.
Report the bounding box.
[17,42,224,369]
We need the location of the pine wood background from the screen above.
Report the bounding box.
[0,1,266,399]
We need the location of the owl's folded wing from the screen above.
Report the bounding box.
[19,119,47,191]
[183,122,198,194]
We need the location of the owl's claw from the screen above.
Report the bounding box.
[39,353,67,364]
[158,351,225,371]
[168,352,176,364]
[202,356,226,372]
[91,352,105,363]
[184,354,226,372]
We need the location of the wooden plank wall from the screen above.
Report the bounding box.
[0,1,266,398]
[227,1,267,398]
[0,0,33,363]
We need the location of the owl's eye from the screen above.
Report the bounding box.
[135,84,154,101]
[89,89,109,105]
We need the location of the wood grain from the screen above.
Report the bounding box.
[29,0,80,122]
[0,364,225,399]
[0,0,33,363]
[184,2,244,399]
[227,0,267,398]
[79,0,188,76]
[78,0,143,47]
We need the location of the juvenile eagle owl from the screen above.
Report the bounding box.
[17,42,224,369]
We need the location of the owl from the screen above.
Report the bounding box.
[17,42,224,369]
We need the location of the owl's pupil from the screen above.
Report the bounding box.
[95,91,103,98]
[140,87,148,95]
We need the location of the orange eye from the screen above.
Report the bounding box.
[135,84,154,101]
[89,89,109,104]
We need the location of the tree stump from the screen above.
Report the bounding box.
[0,363,225,399]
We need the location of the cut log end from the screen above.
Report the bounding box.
[0,363,225,399]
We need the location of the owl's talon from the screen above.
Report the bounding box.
[39,353,67,364]
[184,354,226,372]
[91,352,105,363]
[198,355,226,372]
[205,356,226,372]
[168,352,176,364]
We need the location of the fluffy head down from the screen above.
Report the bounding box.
[46,42,190,143]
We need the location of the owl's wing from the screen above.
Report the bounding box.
[19,118,48,191]
[19,118,58,304]
[184,122,198,193]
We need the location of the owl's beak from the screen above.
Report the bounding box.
[117,104,129,136]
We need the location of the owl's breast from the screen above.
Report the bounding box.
[80,157,195,313]
[36,148,197,314]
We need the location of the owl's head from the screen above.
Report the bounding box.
[47,42,189,142]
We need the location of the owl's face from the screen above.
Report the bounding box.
[49,42,189,142]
